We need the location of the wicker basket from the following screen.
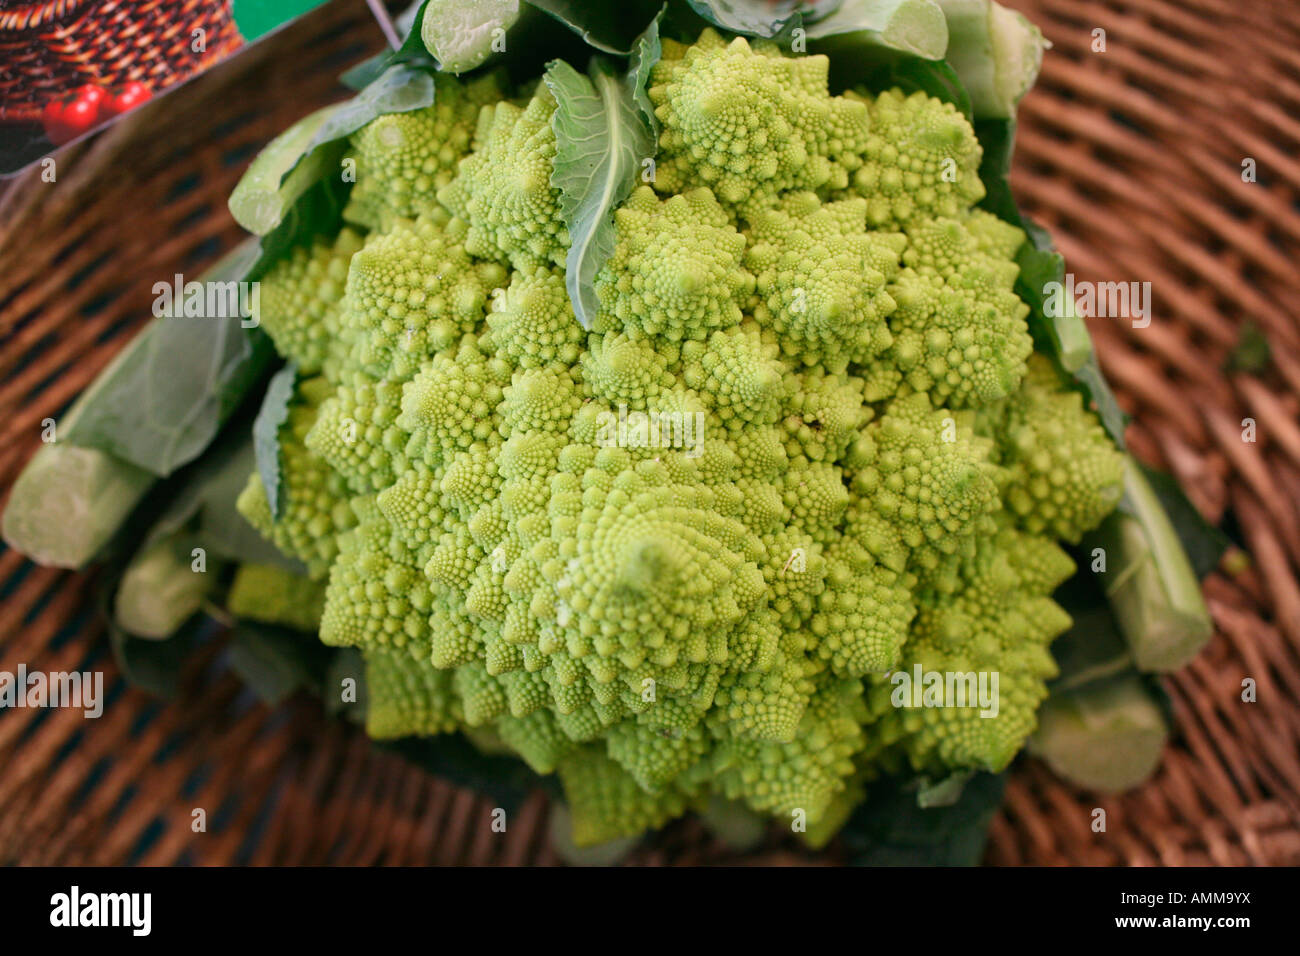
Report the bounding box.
[0,0,242,124]
[1,0,1297,866]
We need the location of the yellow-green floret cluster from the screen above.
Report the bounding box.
[238,30,1123,846]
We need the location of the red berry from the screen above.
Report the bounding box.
[42,97,66,127]
[42,97,72,145]
[60,96,99,134]
[74,84,106,111]
[105,81,152,116]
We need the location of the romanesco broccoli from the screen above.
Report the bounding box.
[234,27,1125,848]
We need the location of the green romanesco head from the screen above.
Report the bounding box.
[437,85,569,270]
[841,87,986,228]
[862,522,1075,774]
[983,354,1126,542]
[593,186,752,341]
[236,378,357,579]
[235,29,1127,849]
[648,29,869,218]
[344,71,507,231]
[251,229,364,376]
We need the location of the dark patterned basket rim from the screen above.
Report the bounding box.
[0,0,89,32]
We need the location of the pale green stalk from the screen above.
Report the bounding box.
[3,440,154,569]
[1087,456,1214,671]
[1029,673,1167,791]
[938,0,1047,118]
[114,535,215,640]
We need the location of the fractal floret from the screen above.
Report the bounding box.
[237,29,1124,847]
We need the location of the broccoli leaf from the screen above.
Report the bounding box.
[680,0,948,59]
[105,615,210,698]
[842,772,1006,866]
[1048,569,1135,692]
[228,106,345,236]
[317,643,541,808]
[324,648,368,724]
[60,241,274,478]
[419,0,522,72]
[342,1,433,89]
[391,0,439,63]
[379,735,544,812]
[531,0,665,54]
[315,64,437,146]
[682,0,806,37]
[196,439,304,569]
[545,13,662,329]
[233,64,434,249]
[806,3,964,115]
[1044,571,1175,793]
[252,363,297,521]
[806,0,949,59]
[140,420,304,570]
[827,45,970,116]
[915,770,974,808]
[228,622,333,706]
[245,176,349,284]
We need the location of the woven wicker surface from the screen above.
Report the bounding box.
[1,0,1297,866]
[0,0,242,123]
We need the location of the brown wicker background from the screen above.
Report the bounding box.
[1,0,1297,866]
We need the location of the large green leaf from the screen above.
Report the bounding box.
[419,0,523,72]
[531,0,664,54]
[228,622,334,706]
[806,0,949,59]
[544,14,662,329]
[231,65,435,238]
[679,0,949,61]
[140,414,301,569]
[379,735,547,811]
[320,645,544,808]
[105,615,209,699]
[60,241,274,478]
[826,45,970,115]
[683,0,806,36]
[1048,570,1135,693]
[252,363,297,521]
[800,3,963,115]
[342,1,427,89]
[195,441,302,569]
[841,772,1006,865]
[323,647,368,724]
